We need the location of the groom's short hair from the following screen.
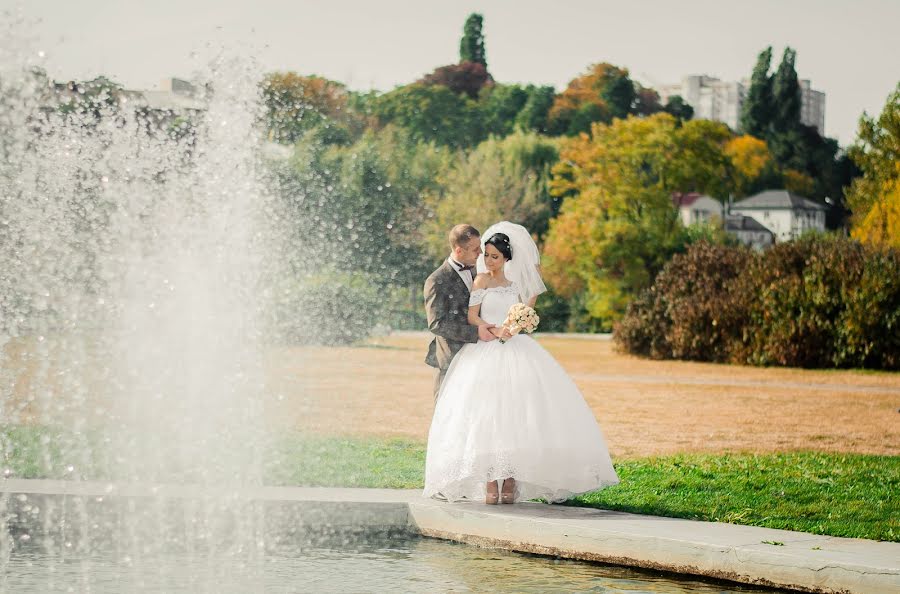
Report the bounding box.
[449,224,480,249]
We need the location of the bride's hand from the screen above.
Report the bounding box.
[491,326,512,340]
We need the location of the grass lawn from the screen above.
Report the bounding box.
[3,425,897,542]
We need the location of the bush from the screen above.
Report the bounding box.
[270,272,386,345]
[615,235,900,370]
[742,235,857,367]
[614,241,752,361]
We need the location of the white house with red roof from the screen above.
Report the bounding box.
[671,192,724,227]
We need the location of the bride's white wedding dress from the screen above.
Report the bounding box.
[423,281,620,503]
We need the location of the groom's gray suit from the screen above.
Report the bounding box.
[424,260,478,401]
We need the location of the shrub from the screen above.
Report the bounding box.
[742,235,861,367]
[270,272,385,345]
[615,235,900,370]
[614,241,752,361]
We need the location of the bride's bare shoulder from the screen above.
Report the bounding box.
[472,273,490,289]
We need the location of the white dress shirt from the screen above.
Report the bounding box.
[447,256,474,292]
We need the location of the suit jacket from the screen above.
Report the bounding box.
[424,261,478,370]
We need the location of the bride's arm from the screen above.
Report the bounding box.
[467,303,489,327]
[467,274,496,330]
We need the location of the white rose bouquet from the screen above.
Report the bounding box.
[499,303,540,343]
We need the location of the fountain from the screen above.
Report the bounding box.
[0,12,279,590]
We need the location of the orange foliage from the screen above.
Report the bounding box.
[547,63,630,126]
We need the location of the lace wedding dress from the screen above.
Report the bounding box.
[423,282,620,503]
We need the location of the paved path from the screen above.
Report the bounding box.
[3,480,897,593]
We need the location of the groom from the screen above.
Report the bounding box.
[424,224,497,401]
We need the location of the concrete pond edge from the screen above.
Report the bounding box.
[2,480,897,594]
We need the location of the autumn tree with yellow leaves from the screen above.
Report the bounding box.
[542,113,735,329]
[846,84,900,248]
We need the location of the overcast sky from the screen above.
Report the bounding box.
[6,0,899,146]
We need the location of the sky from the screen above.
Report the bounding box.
[5,0,899,146]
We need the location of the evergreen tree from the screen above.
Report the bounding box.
[772,47,802,134]
[740,46,774,137]
[459,13,487,67]
[663,95,694,121]
[600,72,636,120]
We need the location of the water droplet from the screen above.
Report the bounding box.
[66,465,75,473]
[37,50,45,58]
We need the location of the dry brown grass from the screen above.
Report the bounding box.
[264,334,900,458]
[5,333,898,459]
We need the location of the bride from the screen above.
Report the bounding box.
[423,222,619,504]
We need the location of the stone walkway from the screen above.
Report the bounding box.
[3,480,898,593]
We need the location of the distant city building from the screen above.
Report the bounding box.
[798,79,826,136]
[121,78,206,113]
[657,75,825,134]
[44,76,206,115]
[729,190,827,242]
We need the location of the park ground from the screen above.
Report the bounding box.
[265,334,900,458]
[4,333,898,541]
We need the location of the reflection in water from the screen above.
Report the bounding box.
[6,533,780,593]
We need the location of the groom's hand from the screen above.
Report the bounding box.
[478,324,497,341]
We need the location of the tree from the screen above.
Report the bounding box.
[514,85,556,133]
[421,131,559,261]
[480,84,529,136]
[269,126,452,337]
[738,47,858,226]
[479,83,557,136]
[724,135,777,197]
[740,46,774,137]
[633,86,663,116]
[419,62,493,99]
[543,114,734,329]
[771,47,802,134]
[547,63,636,136]
[663,95,694,121]
[372,83,484,148]
[56,75,123,121]
[262,72,366,145]
[846,83,900,247]
[600,71,636,120]
[459,13,487,67]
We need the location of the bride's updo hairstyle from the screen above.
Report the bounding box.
[485,233,513,261]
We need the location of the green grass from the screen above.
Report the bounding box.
[262,434,425,488]
[3,425,897,542]
[568,452,899,543]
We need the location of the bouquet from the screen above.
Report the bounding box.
[499,303,539,343]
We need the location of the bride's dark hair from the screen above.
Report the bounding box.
[485,232,513,261]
